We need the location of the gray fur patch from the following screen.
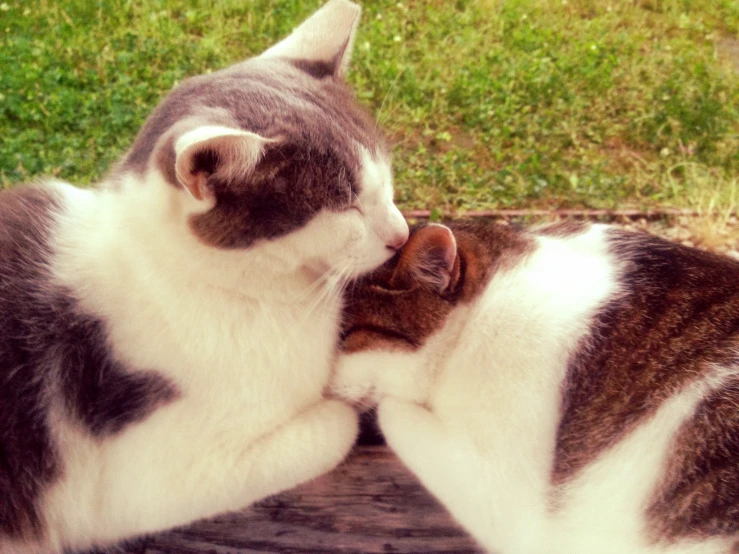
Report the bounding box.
[0,186,179,541]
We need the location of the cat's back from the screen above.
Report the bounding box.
[0,184,64,360]
[0,184,59,279]
[551,227,739,552]
[0,184,64,543]
[339,220,739,552]
[554,225,739,483]
[445,223,739,552]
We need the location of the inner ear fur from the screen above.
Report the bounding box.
[173,125,273,201]
[390,224,460,294]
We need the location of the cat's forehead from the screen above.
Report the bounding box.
[210,58,383,145]
[122,58,386,180]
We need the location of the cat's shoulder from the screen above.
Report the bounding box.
[534,220,739,271]
[0,182,61,235]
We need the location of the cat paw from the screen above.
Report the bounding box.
[237,399,359,505]
[328,352,378,407]
[304,399,360,461]
[330,350,431,407]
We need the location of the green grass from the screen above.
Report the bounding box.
[2,0,739,215]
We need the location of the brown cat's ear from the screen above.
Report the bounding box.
[173,126,272,201]
[390,224,459,293]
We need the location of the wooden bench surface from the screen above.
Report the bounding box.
[123,445,482,554]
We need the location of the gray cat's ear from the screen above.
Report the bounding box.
[259,0,361,78]
[390,224,460,294]
[173,126,272,201]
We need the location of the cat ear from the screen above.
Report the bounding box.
[173,126,271,201]
[390,224,460,294]
[259,0,361,78]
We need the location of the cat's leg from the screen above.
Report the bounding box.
[378,399,494,550]
[47,399,358,550]
[378,399,462,500]
[233,399,359,504]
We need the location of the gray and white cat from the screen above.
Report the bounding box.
[333,221,739,554]
[0,1,408,552]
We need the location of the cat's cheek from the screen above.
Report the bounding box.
[269,210,362,275]
[339,200,408,276]
[350,230,397,275]
[348,215,363,242]
[322,214,394,277]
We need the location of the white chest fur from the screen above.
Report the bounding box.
[51,181,338,424]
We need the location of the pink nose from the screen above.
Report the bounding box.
[386,226,409,251]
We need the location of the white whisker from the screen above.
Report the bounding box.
[375,68,405,130]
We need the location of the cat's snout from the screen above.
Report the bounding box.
[382,206,410,251]
[386,226,410,251]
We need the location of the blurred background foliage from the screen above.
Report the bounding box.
[1,0,738,216]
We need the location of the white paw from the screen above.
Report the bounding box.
[308,399,360,456]
[330,349,430,407]
[329,352,378,407]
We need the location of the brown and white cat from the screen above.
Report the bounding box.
[0,1,408,553]
[332,221,739,554]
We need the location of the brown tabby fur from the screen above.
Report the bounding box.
[341,221,531,353]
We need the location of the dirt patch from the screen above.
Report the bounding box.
[392,126,476,155]
[601,136,655,171]
[449,128,476,150]
[717,38,739,73]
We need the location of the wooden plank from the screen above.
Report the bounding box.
[141,445,482,554]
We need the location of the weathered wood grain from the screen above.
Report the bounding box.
[135,445,481,554]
